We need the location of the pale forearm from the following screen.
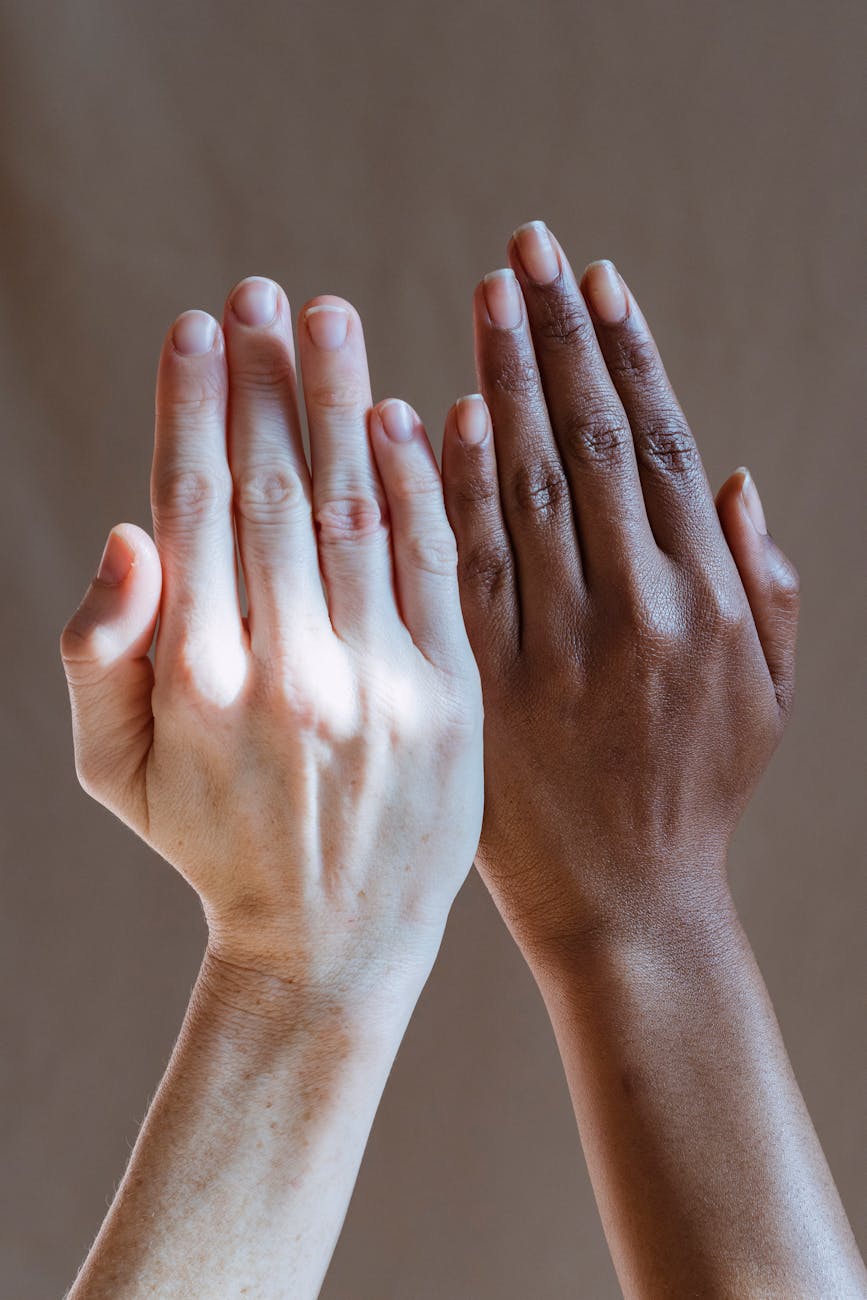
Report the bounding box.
[61,271,483,1295]
[69,948,425,1300]
[530,882,866,1299]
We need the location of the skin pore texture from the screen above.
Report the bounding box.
[60,279,484,1298]
[440,223,866,1298]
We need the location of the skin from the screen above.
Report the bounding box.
[60,277,483,1298]
[441,223,866,1299]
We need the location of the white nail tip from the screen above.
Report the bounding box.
[305,304,350,316]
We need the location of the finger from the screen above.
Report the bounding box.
[472,269,585,618]
[297,296,398,642]
[369,399,471,672]
[580,259,723,561]
[60,524,162,830]
[223,278,328,655]
[441,394,520,672]
[716,468,800,718]
[507,223,655,587]
[151,311,245,667]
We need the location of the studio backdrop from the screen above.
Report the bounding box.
[1,1,864,1296]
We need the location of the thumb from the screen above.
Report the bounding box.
[716,468,800,719]
[60,523,162,829]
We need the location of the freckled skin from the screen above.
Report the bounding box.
[442,226,866,1299]
[61,283,482,1298]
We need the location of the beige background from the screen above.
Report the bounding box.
[1,1,864,1295]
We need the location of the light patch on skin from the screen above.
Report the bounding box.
[282,638,434,745]
[182,626,251,709]
[282,637,362,738]
[380,663,433,739]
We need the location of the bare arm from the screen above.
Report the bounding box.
[62,279,483,1298]
[441,223,865,1298]
[69,954,425,1300]
[536,892,859,1298]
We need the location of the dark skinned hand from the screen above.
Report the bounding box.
[442,224,799,960]
[438,225,867,1299]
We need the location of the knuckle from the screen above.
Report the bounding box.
[229,356,295,397]
[703,588,750,639]
[161,369,226,422]
[451,471,500,514]
[559,404,631,470]
[458,540,512,598]
[160,638,246,710]
[60,620,111,684]
[616,575,683,652]
[306,377,368,413]
[315,494,386,543]
[388,467,442,505]
[60,616,89,667]
[640,421,699,475]
[403,528,458,576]
[234,466,306,522]
[152,467,233,524]
[536,297,594,350]
[488,353,539,398]
[609,332,660,385]
[257,668,323,733]
[509,459,570,519]
[632,604,682,653]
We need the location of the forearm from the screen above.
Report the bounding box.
[69,947,427,1300]
[529,876,866,1299]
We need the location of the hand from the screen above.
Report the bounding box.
[61,277,483,1007]
[437,227,867,1300]
[442,224,800,956]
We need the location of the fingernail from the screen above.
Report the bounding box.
[482,269,523,330]
[739,468,767,535]
[583,260,628,325]
[305,304,349,350]
[173,310,218,356]
[379,399,416,443]
[97,530,134,585]
[455,394,489,446]
[512,221,560,285]
[231,277,278,327]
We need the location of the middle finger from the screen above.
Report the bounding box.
[508,222,656,589]
[297,296,399,644]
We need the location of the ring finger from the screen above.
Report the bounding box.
[297,296,399,643]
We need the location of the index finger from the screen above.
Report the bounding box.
[151,311,245,666]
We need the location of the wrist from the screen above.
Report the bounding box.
[510,851,740,986]
[200,931,439,1050]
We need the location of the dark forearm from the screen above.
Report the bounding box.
[529,878,866,1299]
